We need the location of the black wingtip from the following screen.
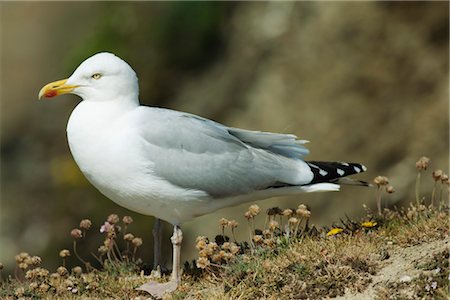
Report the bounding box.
[306,161,367,184]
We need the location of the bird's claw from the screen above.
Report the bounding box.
[137,280,177,299]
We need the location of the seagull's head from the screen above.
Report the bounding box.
[39,52,139,102]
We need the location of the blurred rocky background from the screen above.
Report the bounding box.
[1,2,448,274]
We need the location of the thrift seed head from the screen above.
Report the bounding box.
[57,266,68,276]
[441,173,449,183]
[386,186,395,194]
[373,176,389,186]
[221,242,231,250]
[230,244,240,255]
[416,156,430,170]
[249,204,261,216]
[59,249,70,258]
[268,220,279,231]
[253,235,263,243]
[198,249,209,257]
[228,220,239,228]
[15,252,30,263]
[132,237,143,247]
[124,233,135,241]
[219,218,229,227]
[79,219,92,230]
[39,283,50,293]
[266,207,282,216]
[282,209,293,217]
[432,170,443,181]
[244,211,253,219]
[196,239,207,251]
[262,229,271,238]
[15,287,25,297]
[296,205,311,218]
[29,282,38,290]
[122,215,133,225]
[18,262,28,269]
[288,217,299,224]
[31,256,42,265]
[100,221,113,233]
[196,257,210,269]
[107,214,120,224]
[72,266,82,275]
[71,228,82,239]
[98,245,108,255]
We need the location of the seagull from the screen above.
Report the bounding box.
[39,52,367,298]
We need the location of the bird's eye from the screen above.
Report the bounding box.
[91,73,102,79]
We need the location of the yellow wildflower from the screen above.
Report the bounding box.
[361,221,378,228]
[326,228,343,236]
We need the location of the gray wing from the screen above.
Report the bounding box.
[134,107,311,197]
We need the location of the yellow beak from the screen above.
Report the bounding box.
[38,79,78,99]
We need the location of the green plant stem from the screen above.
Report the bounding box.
[376,187,382,215]
[431,181,437,207]
[415,171,421,204]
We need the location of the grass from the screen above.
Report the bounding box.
[1,157,449,299]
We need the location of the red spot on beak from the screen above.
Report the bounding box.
[44,90,58,98]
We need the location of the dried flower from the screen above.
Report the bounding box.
[59,249,70,258]
[100,222,113,233]
[15,252,30,263]
[15,287,25,297]
[441,173,449,183]
[326,228,343,237]
[198,249,209,257]
[70,228,82,239]
[196,257,210,269]
[122,215,133,225]
[39,283,50,293]
[98,245,108,255]
[249,204,261,216]
[282,209,293,217]
[228,220,239,228]
[57,266,68,276]
[266,207,282,216]
[288,217,299,224]
[268,220,279,231]
[79,219,92,230]
[29,281,38,290]
[219,218,229,228]
[432,170,443,181]
[124,233,135,241]
[386,186,395,194]
[31,256,42,265]
[196,236,208,243]
[262,229,271,238]
[196,239,207,251]
[107,214,120,224]
[253,235,263,243]
[18,262,28,269]
[230,244,240,255]
[374,176,389,186]
[132,237,143,247]
[296,204,311,218]
[416,156,430,170]
[205,242,218,255]
[72,266,82,275]
[244,211,253,220]
[221,242,231,250]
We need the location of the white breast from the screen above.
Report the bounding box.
[66,101,210,224]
